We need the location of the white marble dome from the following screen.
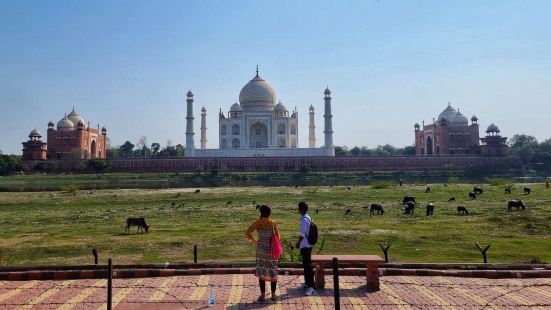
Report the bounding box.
[274,101,287,113]
[57,115,74,131]
[239,73,276,112]
[438,103,457,122]
[230,102,242,112]
[67,108,86,129]
[451,111,469,126]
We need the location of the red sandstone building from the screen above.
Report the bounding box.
[414,103,507,156]
[22,109,107,161]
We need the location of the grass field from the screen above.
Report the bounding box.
[0,182,550,266]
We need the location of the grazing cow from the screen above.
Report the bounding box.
[194,189,201,194]
[457,206,469,215]
[447,197,456,203]
[425,186,431,193]
[347,186,352,190]
[125,217,149,234]
[404,201,415,214]
[508,199,526,211]
[524,187,531,195]
[505,188,511,194]
[469,192,477,200]
[294,185,299,188]
[426,203,434,216]
[369,204,384,215]
[344,209,352,216]
[171,202,176,207]
[402,196,416,205]
[474,187,483,195]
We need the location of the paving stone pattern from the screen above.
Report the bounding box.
[0,275,550,309]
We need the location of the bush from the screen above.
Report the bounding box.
[85,159,111,173]
[372,181,392,189]
[485,177,512,186]
[61,184,80,195]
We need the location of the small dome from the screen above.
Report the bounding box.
[48,121,54,126]
[486,123,500,133]
[67,108,86,129]
[451,110,469,125]
[29,128,41,137]
[201,106,206,113]
[239,72,276,112]
[274,101,287,113]
[471,115,478,122]
[414,122,420,128]
[187,90,194,98]
[438,103,457,122]
[324,87,331,96]
[57,115,75,131]
[309,104,315,111]
[230,102,242,112]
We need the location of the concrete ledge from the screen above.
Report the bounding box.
[1,266,551,281]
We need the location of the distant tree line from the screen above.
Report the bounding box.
[106,136,185,158]
[334,144,417,156]
[507,134,551,171]
[0,153,27,176]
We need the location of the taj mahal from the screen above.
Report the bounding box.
[184,68,335,157]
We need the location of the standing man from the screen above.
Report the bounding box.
[296,201,316,296]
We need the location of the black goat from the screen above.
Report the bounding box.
[508,199,526,211]
[469,192,477,200]
[457,206,469,215]
[369,204,384,215]
[524,187,531,195]
[474,187,483,195]
[447,197,455,203]
[125,217,149,234]
[404,201,415,214]
[426,203,434,216]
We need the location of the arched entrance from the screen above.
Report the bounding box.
[425,136,433,155]
[90,140,97,159]
[249,123,268,148]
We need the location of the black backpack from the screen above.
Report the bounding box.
[306,217,318,245]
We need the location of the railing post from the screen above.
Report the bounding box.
[92,248,98,265]
[194,245,198,263]
[332,257,340,310]
[107,258,113,310]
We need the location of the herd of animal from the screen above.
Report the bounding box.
[346,185,534,217]
[124,185,538,234]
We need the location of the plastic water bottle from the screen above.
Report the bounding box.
[208,284,216,306]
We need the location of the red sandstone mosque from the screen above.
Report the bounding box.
[414,103,507,156]
[22,108,107,160]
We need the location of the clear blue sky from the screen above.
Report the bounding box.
[1,0,550,154]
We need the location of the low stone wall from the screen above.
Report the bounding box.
[107,156,511,173]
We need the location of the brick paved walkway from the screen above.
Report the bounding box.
[0,275,550,309]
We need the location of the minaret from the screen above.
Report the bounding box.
[323,87,334,148]
[200,106,207,149]
[185,90,195,156]
[308,104,316,148]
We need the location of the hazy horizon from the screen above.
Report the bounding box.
[1,0,550,154]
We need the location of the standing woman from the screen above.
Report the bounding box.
[246,205,280,301]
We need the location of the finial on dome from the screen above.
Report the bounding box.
[256,65,259,76]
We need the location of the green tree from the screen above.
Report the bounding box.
[0,154,28,175]
[118,141,135,158]
[508,134,538,164]
[151,143,161,156]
